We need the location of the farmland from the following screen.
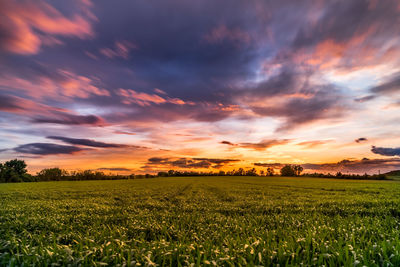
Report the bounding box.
[1,176,400,266]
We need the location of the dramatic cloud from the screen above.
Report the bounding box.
[14,143,84,155]
[1,1,400,173]
[47,136,128,148]
[371,146,400,157]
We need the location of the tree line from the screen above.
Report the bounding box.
[0,159,387,183]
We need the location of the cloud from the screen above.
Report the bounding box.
[358,73,400,103]
[99,40,138,59]
[221,139,290,151]
[117,88,193,106]
[145,157,239,169]
[371,146,400,157]
[220,140,236,146]
[0,94,23,111]
[296,140,334,148]
[14,143,84,155]
[370,73,400,95]
[354,95,376,103]
[355,137,368,143]
[0,69,110,100]
[32,114,103,125]
[47,136,128,148]
[96,167,132,172]
[0,0,95,54]
[203,25,251,45]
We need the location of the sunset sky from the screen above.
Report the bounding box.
[1,0,400,174]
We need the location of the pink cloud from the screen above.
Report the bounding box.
[117,88,194,106]
[99,40,138,59]
[0,0,95,55]
[0,69,110,100]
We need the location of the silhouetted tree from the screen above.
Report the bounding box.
[280,165,296,176]
[0,159,30,182]
[37,168,68,181]
[293,165,303,176]
[266,167,274,176]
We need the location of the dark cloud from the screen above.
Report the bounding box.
[32,114,103,125]
[250,87,344,131]
[354,95,376,103]
[47,136,127,148]
[371,146,400,157]
[0,95,22,111]
[370,74,400,95]
[360,73,400,103]
[144,157,239,169]
[14,143,84,155]
[355,137,368,143]
[220,141,236,146]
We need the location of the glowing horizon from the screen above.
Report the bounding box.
[1,0,400,175]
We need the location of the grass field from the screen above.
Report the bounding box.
[1,176,400,266]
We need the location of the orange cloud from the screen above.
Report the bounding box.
[0,0,95,54]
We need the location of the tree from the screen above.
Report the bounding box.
[37,168,68,181]
[280,165,295,176]
[246,168,257,176]
[266,167,274,176]
[293,165,303,176]
[0,159,28,182]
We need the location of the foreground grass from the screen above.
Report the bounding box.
[1,177,400,266]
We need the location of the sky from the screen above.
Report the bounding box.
[1,0,400,174]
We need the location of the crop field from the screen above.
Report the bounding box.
[1,176,400,266]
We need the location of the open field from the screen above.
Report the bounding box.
[1,177,400,266]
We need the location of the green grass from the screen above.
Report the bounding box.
[1,176,400,266]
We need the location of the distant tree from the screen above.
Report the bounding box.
[218,170,226,176]
[235,168,245,176]
[266,167,274,176]
[280,165,296,177]
[246,168,258,176]
[37,168,68,181]
[157,171,168,177]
